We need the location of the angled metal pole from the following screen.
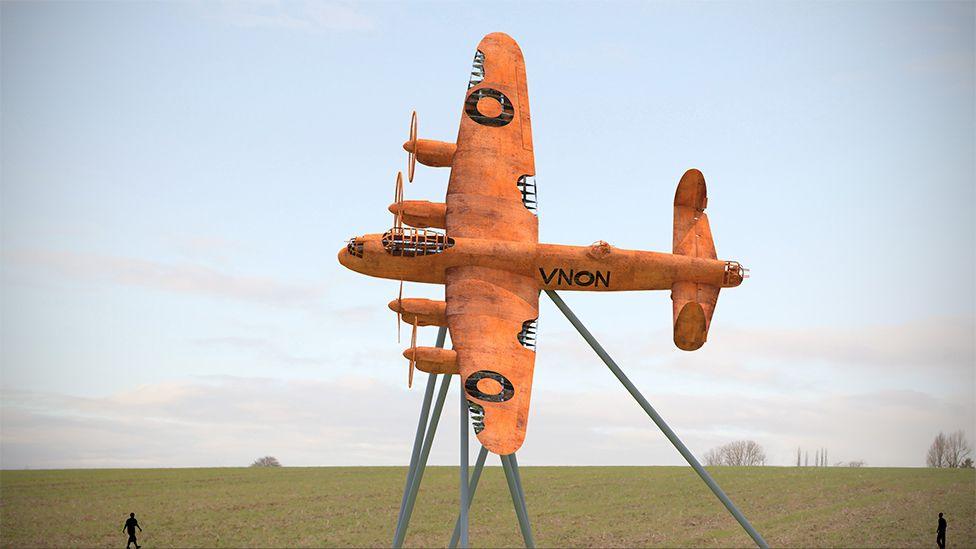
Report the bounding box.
[392,328,450,548]
[459,377,470,548]
[392,370,438,543]
[508,453,531,528]
[393,373,453,547]
[544,290,769,549]
[449,446,489,548]
[501,454,535,548]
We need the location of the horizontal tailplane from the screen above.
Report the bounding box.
[672,169,719,351]
[673,168,715,259]
[671,282,719,351]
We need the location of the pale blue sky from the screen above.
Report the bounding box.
[2,1,973,468]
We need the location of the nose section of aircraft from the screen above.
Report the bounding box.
[338,235,366,271]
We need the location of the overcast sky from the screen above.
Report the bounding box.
[2,1,973,469]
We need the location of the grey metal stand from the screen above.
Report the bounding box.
[394,290,759,548]
[459,374,470,548]
[502,453,535,547]
[448,446,489,548]
[392,328,450,548]
[545,290,769,549]
[392,326,533,549]
[393,364,439,539]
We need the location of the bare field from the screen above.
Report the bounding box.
[1,466,972,548]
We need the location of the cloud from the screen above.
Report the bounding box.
[1,374,971,469]
[204,1,374,32]
[715,318,975,371]
[1,376,416,468]
[525,386,974,467]
[539,316,975,391]
[169,235,243,265]
[193,336,328,366]
[6,248,325,308]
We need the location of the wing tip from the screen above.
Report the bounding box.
[476,429,525,455]
[477,32,524,57]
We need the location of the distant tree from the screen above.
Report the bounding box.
[704,440,766,466]
[945,431,972,468]
[927,432,947,467]
[250,456,281,467]
[796,446,801,467]
[927,431,972,468]
[848,460,865,468]
[962,457,974,469]
[703,447,723,466]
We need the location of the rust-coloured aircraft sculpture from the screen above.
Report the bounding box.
[338,32,747,456]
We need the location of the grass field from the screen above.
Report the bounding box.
[1,466,972,548]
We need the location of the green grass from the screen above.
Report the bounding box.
[1,466,972,548]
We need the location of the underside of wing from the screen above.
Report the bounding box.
[446,265,539,455]
[447,33,538,243]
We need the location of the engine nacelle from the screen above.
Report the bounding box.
[403,139,456,167]
[402,346,458,374]
[388,201,446,229]
[389,298,447,327]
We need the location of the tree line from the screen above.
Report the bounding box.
[926,430,973,468]
[702,430,973,468]
[703,440,766,466]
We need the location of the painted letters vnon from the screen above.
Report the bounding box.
[539,267,611,288]
[574,271,594,286]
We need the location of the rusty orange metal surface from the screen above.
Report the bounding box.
[338,32,747,455]
[387,200,446,229]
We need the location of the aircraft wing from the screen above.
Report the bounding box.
[446,265,538,455]
[447,32,537,242]
[444,34,541,454]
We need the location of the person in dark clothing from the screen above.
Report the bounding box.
[123,513,142,549]
[936,512,946,549]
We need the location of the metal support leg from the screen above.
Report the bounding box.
[501,454,535,548]
[449,446,489,548]
[459,378,470,548]
[544,290,768,549]
[392,371,438,544]
[508,453,530,529]
[393,328,451,548]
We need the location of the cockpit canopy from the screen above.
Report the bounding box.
[382,227,455,257]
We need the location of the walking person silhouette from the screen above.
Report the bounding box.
[123,512,142,549]
[936,512,946,549]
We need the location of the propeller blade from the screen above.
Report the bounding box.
[393,171,404,229]
[396,280,403,343]
[408,111,417,182]
[408,317,418,388]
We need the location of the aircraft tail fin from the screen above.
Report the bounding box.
[671,169,719,351]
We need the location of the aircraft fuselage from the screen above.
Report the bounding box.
[338,233,743,291]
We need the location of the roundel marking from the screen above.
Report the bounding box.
[464,370,515,402]
[464,88,515,127]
